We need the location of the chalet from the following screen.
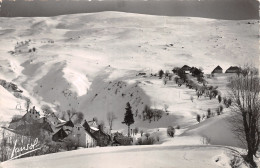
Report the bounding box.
[66,124,97,148]
[181,65,191,74]
[190,67,203,77]
[44,111,66,130]
[181,65,191,71]
[211,65,223,74]
[83,120,111,147]
[93,127,111,147]
[225,66,241,73]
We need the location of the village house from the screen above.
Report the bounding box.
[190,67,203,77]
[225,66,241,73]
[52,120,74,142]
[8,106,48,130]
[181,65,191,74]
[83,120,111,147]
[65,124,97,148]
[84,119,99,133]
[93,126,111,147]
[211,65,223,74]
[5,114,53,141]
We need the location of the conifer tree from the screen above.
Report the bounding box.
[122,102,135,137]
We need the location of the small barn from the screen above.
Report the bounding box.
[211,65,223,74]
[225,66,241,73]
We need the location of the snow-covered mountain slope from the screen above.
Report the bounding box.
[0,12,258,136]
[0,86,22,124]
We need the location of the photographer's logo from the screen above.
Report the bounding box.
[9,138,41,161]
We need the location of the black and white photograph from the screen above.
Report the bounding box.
[0,0,259,167]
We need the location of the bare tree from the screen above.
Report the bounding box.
[228,67,260,167]
[0,126,7,162]
[140,130,144,136]
[68,109,77,121]
[41,105,53,116]
[145,133,150,140]
[107,112,117,132]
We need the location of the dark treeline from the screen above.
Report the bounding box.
[0,0,259,20]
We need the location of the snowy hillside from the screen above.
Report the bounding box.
[0,11,258,142]
[0,11,259,168]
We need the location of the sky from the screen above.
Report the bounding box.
[0,0,259,19]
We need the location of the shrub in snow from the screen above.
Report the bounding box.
[223,98,232,108]
[167,126,175,137]
[216,108,220,115]
[219,105,223,114]
[190,95,194,102]
[158,69,164,79]
[227,98,232,106]
[218,95,222,103]
[196,114,201,122]
[176,125,180,129]
[136,137,155,145]
[223,97,229,108]
[145,133,150,140]
[207,108,211,118]
[145,137,155,145]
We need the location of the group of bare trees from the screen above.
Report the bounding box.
[228,67,260,167]
[142,105,163,123]
[107,112,117,132]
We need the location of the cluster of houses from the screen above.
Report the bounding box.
[3,106,114,153]
[177,65,241,75]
